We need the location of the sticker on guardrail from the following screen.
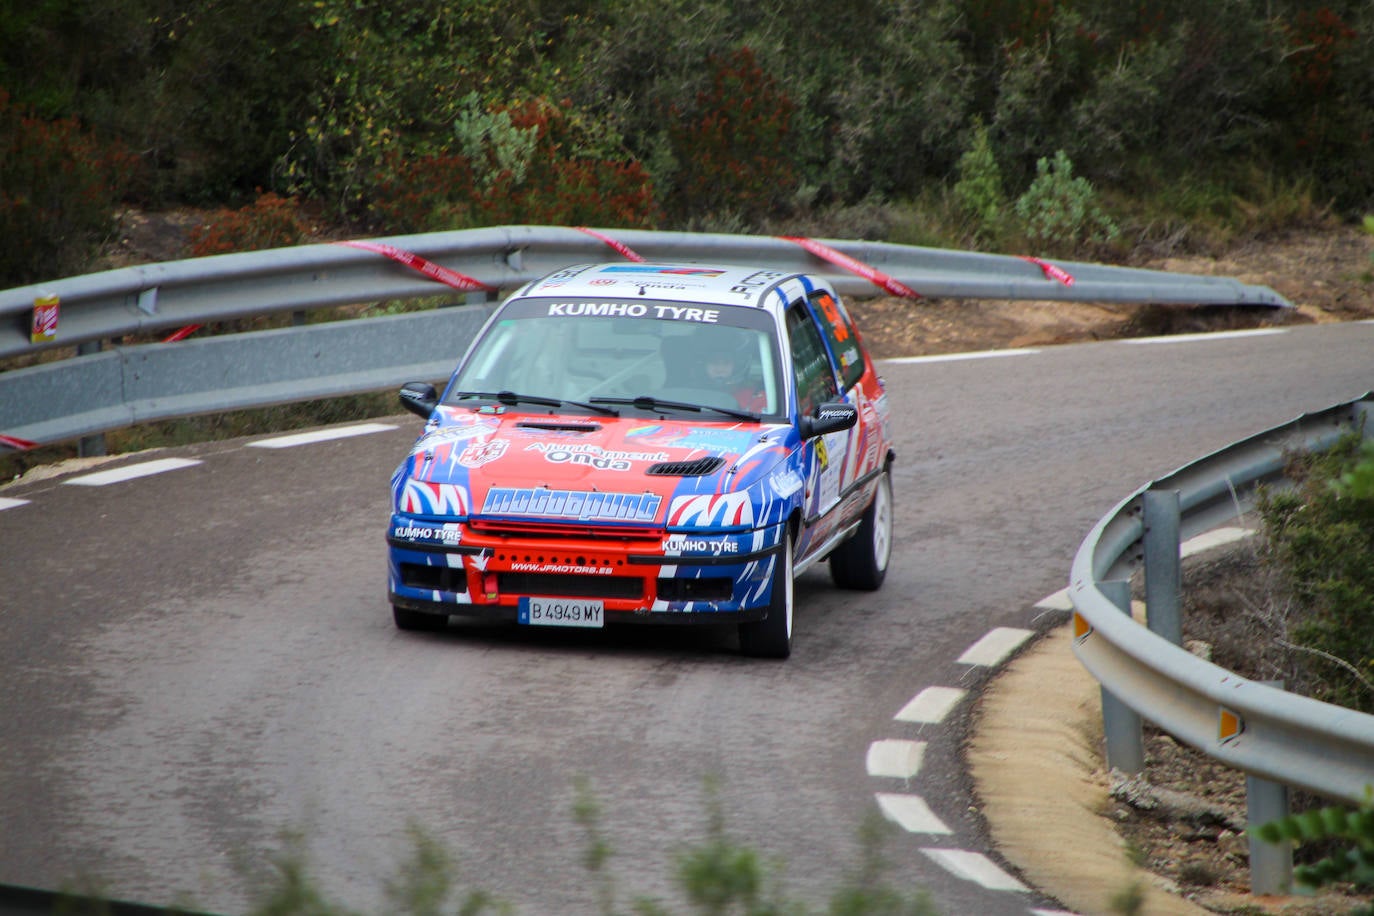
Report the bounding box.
[0,433,37,452]
[777,236,920,298]
[31,294,60,343]
[1021,256,1075,286]
[575,227,646,263]
[336,240,498,293]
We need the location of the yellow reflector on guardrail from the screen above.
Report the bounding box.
[1219,707,1244,743]
[1073,611,1093,642]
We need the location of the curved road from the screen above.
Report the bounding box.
[2,320,1371,914]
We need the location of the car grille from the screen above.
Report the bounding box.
[497,572,644,599]
[400,563,468,594]
[646,457,726,476]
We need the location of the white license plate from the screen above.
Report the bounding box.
[518,597,605,628]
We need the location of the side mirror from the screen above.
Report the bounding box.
[800,401,857,439]
[399,381,439,419]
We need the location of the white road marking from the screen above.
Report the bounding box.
[248,423,399,449]
[1035,588,1073,611]
[884,348,1038,365]
[1031,910,1081,916]
[920,848,1029,892]
[957,627,1034,667]
[894,686,967,724]
[866,739,926,779]
[1120,328,1286,345]
[0,497,30,511]
[875,793,951,834]
[63,457,202,487]
[1181,526,1254,557]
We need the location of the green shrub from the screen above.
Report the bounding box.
[952,122,1006,238]
[1012,151,1119,254]
[1253,791,1374,907]
[0,88,134,287]
[1258,433,1374,712]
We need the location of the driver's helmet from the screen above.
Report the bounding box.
[704,336,752,386]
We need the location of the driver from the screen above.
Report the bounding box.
[705,344,766,412]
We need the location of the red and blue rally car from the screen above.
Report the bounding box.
[386,263,894,657]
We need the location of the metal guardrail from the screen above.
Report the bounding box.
[1069,392,1374,806]
[1,225,1291,358]
[1,226,1291,448]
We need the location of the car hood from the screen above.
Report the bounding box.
[393,408,795,528]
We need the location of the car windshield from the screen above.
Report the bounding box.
[445,297,785,417]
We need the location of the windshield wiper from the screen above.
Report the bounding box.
[589,395,758,422]
[450,390,619,417]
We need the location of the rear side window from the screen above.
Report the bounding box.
[810,291,866,391]
[786,304,838,417]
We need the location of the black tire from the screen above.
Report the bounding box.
[393,604,449,632]
[739,534,794,659]
[829,468,892,591]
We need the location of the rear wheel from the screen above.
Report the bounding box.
[393,604,449,632]
[829,468,892,590]
[739,534,793,659]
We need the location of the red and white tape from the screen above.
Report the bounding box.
[1021,256,1075,286]
[778,236,920,298]
[0,433,37,452]
[575,227,646,262]
[336,239,498,293]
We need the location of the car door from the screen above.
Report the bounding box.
[784,298,845,558]
[803,288,882,527]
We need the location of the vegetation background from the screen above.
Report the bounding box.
[2,0,1372,287]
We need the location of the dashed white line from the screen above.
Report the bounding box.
[63,457,203,487]
[894,686,967,724]
[884,348,1039,365]
[957,627,1034,667]
[0,496,30,511]
[248,423,398,449]
[875,793,951,834]
[1119,328,1286,345]
[865,739,926,779]
[920,848,1029,892]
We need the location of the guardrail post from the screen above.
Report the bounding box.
[76,340,106,457]
[1143,488,1182,646]
[1099,578,1144,773]
[1247,680,1294,895]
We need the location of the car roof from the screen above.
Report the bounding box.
[514,263,826,310]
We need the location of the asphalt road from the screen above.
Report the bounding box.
[1,320,1370,915]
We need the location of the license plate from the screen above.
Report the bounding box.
[518,597,605,628]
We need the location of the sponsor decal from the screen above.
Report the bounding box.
[626,426,754,454]
[769,468,804,499]
[601,266,725,277]
[481,487,662,522]
[524,442,668,471]
[668,492,754,528]
[459,439,508,468]
[393,523,462,544]
[509,561,614,575]
[546,301,720,323]
[401,480,470,515]
[664,535,740,556]
[728,270,785,299]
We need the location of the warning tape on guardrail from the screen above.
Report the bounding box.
[163,324,202,343]
[777,236,920,298]
[1021,256,1075,286]
[336,240,498,293]
[575,227,646,262]
[0,433,36,452]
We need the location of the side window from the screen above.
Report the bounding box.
[786,303,838,417]
[810,291,866,391]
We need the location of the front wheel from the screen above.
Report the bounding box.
[739,534,793,659]
[829,468,892,591]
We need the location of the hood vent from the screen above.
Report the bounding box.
[646,457,726,477]
[516,421,601,433]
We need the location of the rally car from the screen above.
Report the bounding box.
[386,262,894,657]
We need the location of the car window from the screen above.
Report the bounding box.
[809,291,866,391]
[786,302,838,417]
